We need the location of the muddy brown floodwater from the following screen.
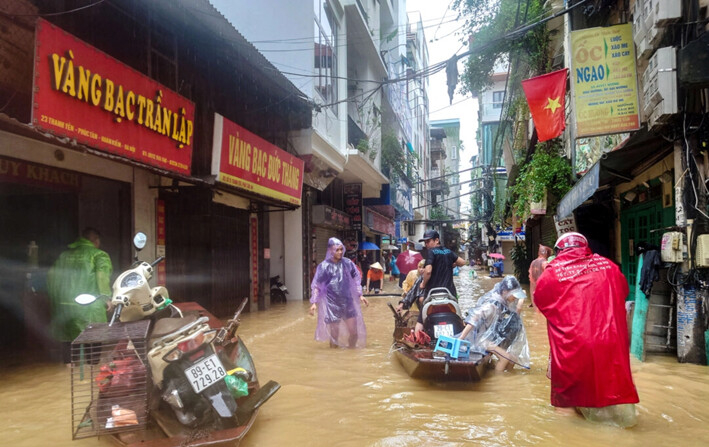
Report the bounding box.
[1,265,707,447]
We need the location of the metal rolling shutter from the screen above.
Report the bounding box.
[314,226,339,263]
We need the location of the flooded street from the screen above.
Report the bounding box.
[2,265,708,446]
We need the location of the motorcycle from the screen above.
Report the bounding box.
[146,300,250,428]
[269,275,288,304]
[391,287,489,381]
[420,287,465,341]
[76,232,182,324]
[108,232,182,324]
[74,233,259,430]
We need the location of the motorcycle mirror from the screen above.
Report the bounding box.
[75,294,97,305]
[133,232,147,251]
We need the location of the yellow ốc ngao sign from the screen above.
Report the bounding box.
[571,23,640,137]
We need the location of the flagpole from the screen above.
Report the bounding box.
[565,1,577,180]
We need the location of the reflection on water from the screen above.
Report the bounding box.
[2,266,708,447]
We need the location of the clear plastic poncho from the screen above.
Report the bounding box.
[461,276,530,368]
[310,238,366,348]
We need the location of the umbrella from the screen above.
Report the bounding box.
[358,241,380,250]
[396,250,423,274]
[384,244,399,250]
[488,253,505,259]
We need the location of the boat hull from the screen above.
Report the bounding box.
[393,344,490,381]
[106,302,276,447]
[391,309,489,382]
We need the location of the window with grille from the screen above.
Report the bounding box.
[314,0,338,113]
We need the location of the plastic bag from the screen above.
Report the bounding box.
[224,374,249,398]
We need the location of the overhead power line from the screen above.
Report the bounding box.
[384,0,590,87]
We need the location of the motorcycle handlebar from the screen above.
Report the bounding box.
[151,256,165,268]
[109,303,123,326]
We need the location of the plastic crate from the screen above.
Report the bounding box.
[70,320,151,439]
[433,335,471,359]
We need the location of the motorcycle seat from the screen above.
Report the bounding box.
[149,315,204,346]
[420,287,461,324]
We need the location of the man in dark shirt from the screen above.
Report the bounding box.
[419,230,466,297]
[414,230,466,333]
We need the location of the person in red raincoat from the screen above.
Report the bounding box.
[534,232,639,427]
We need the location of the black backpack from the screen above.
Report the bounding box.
[493,307,522,348]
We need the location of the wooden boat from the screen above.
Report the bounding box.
[390,306,490,382]
[392,342,489,381]
[99,302,279,447]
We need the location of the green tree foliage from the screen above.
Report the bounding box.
[430,205,450,221]
[453,0,552,95]
[381,133,418,182]
[509,139,572,219]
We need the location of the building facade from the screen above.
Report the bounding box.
[0,0,313,353]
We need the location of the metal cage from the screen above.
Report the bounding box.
[70,320,151,439]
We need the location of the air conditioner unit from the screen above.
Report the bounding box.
[648,98,678,128]
[643,47,675,86]
[642,0,679,48]
[661,231,685,263]
[695,234,709,268]
[647,21,666,47]
[651,0,681,26]
[643,47,677,124]
[637,36,653,60]
[642,0,654,31]
[632,0,646,46]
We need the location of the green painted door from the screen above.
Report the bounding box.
[620,199,673,301]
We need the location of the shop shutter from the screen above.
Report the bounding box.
[541,215,558,247]
[314,226,339,263]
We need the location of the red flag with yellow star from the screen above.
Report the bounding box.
[521,68,568,142]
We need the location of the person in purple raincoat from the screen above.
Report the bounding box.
[309,238,369,348]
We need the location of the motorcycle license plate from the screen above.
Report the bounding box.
[434,324,454,338]
[184,354,227,394]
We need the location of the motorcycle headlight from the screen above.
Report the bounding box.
[120,272,143,288]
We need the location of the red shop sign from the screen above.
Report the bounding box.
[32,19,194,175]
[368,209,395,235]
[0,155,81,191]
[212,114,304,205]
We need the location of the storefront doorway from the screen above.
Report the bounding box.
[0,157,131,359]
[162,188,252,317]
[620,199,674,301]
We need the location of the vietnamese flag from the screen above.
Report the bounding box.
[521,68,568,142]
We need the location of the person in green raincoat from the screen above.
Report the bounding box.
[47,227,113,363]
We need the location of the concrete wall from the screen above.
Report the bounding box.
[215,0,348,158]
[284,207,304,301]
[269,210,285,296]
